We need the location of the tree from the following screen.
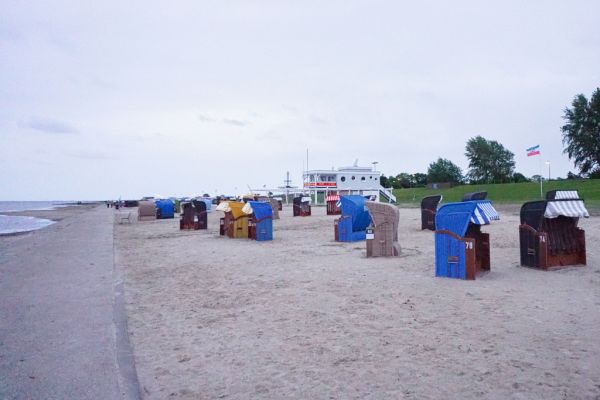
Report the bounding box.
[413,173,428,187]
[427,158,463,184]
[567,171,581,180]
[465,136,515,184]
[380,175,389,187]
[395,173,412,188]
[531,174,543,182]
[512,172,529,183]
[561,88,600,176]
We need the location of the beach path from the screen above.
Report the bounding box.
[0,205,138,399]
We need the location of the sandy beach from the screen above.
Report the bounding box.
[114,205,600,399]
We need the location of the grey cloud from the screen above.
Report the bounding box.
[198,114,250,127]
[198,114,217,122]
[20,117,79,134]
[222,118,249,127]
[309,115,329,125]
[66,151,117,160]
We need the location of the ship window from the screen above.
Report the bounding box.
[361,176,366,181]
[341,176,346,182]
[351,176,355,180]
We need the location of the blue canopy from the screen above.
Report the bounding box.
[339,195,371,232]
[155,199,175,219]
[436,200,499,237]
[248,201,272,220]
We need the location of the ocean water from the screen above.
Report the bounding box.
[0,201,70,213]
[0,201,68,235]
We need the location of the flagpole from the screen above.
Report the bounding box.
[539,156,543,199]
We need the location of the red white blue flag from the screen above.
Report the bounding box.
[526,145,540,157]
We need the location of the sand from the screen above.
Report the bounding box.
[114,205,600,400]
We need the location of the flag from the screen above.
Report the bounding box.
[527,144,540,157]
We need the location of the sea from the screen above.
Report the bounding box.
[0,201,71,235]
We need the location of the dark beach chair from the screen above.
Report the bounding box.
[519,191,588,270]
[420,195,442,230]
[293,196,311,217]
[462,192,487,201]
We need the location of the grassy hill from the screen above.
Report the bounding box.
[392,179,600,210]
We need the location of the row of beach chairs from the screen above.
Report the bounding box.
[133,190,589,281]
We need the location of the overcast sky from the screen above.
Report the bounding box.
[1,1,599,200]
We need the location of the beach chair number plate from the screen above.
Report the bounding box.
[366,228,374,240]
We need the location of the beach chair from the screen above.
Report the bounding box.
[420,195,442,230]
[519,191,588,270]
[155,199,175,219]
[435,200,500,280]
[546,189,580,200]
[365,202,400,257]
[462,191,487,201]
[244,201,273,241]
[293,196,311,217]
[326,195,341,215]
[192,200,208,229]
[179,202,197,230]
[137,200,157,221]
[334,195,372,242]
[217,201,249,238]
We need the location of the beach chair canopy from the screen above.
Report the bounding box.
[366,201,399,228]
[138,200,156,217]
[215,201,231,212]
[243,201,273,219]
[436,200,500,237]
[340,195,371,232]
[227,201,246,218]
[546,190,579,200]
[462,192,487,201]
[293,196,311,203]
[421,195,442,211]
[544,199,589,218]
[521,199,589,229]
[193,199,207,212]
[155,199,175,218]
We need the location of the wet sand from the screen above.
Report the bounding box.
[0,205,138,399]
[115,205,600,399]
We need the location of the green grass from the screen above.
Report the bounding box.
[393,179,600,210]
